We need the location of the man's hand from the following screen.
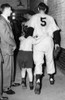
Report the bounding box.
[55,44,59,50]
[13,46,16,51]
[54,44,61,59]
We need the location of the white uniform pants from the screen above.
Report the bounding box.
[33,37,55,75]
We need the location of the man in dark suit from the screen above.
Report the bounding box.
[0,3,16,95]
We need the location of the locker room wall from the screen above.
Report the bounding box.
[48,0,65,48]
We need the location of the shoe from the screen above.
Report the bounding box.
[29,82,34,90]
[0,96,8,100]
[34,82,41,94]
[22,83,27,89]
[49,75,55,85]
[49,77,54,85]
[3,89,15,95]
[11,83,21,87]
[21,78,27,89]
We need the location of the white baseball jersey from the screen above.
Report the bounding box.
[29,13,59,39]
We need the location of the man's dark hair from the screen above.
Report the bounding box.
[0,3,13,12]
[38,2,49,13]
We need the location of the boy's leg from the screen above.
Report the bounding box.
[21,68,27,88]
[27,68,33,90]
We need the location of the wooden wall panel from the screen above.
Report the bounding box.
[0,0,28,10]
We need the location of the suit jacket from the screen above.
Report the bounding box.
[0,15,16,55]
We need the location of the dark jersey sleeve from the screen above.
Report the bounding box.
[53,30,61,45]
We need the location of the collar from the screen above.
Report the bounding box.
[1,14,10,23]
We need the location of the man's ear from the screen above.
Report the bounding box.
[44,8,46,12]
[38,7,39,11]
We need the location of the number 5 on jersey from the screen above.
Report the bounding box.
[40,17,46,26]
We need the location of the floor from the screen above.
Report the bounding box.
[3,65,65,100]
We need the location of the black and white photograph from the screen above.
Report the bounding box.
[0,0,65,100]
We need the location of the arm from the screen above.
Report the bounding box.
[24,27,40,44]
[19,36,25,41]
[53,30,61,50]
[26,27,42,44]
[0,37,4,63]
[32,36,45,45]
